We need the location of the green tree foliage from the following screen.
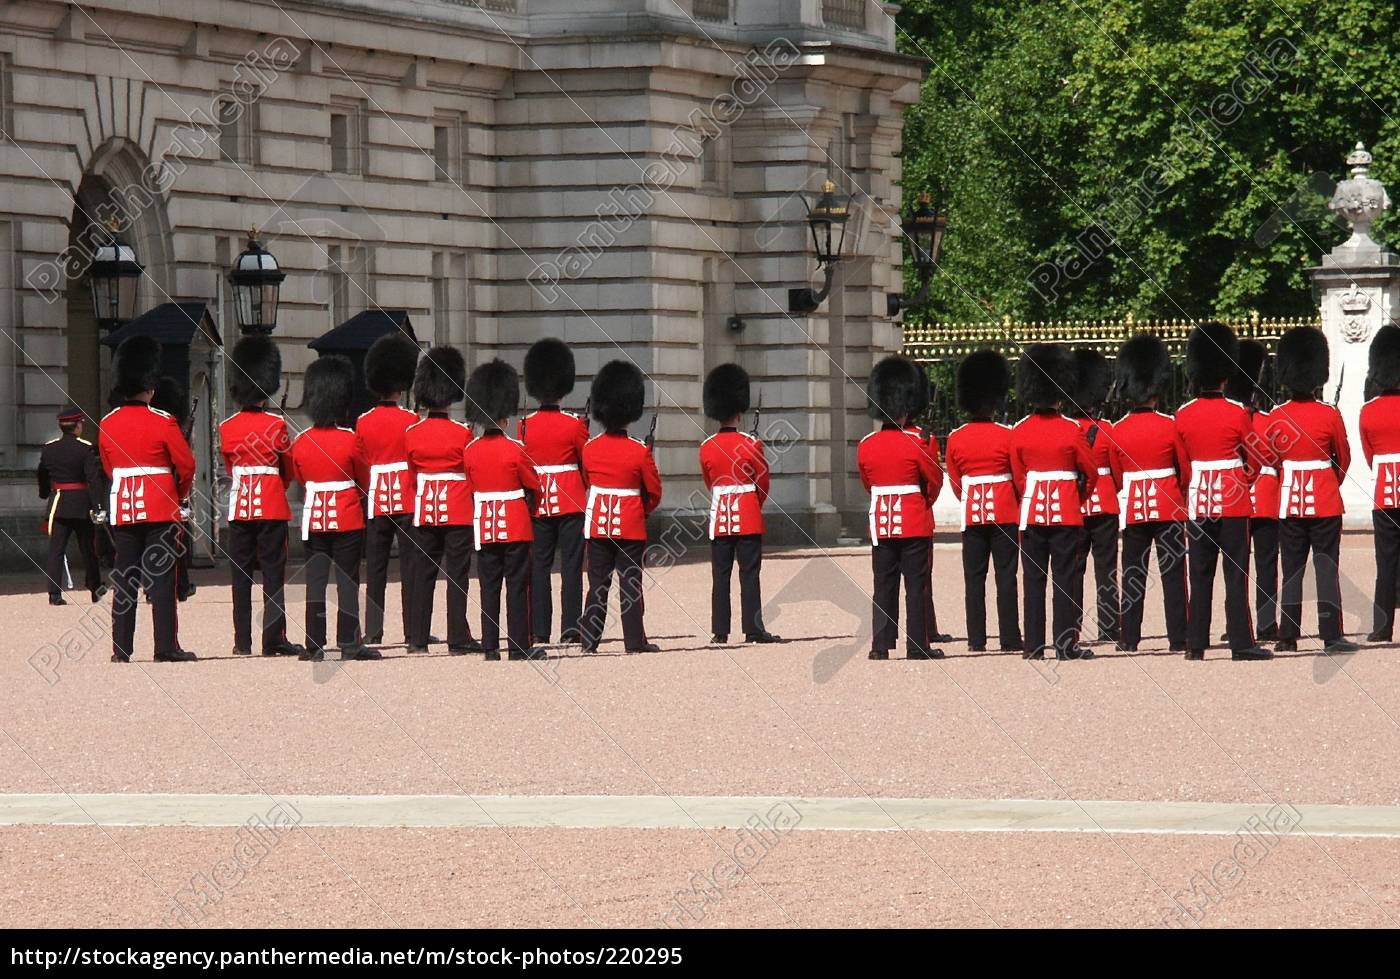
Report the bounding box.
[896,0,1400,321]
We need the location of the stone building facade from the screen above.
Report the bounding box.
[0,0,923,567]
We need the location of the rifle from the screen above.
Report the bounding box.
[750,393,762,437]
[1329,363,1346,407]
[182,394,200,443]
[583,395,592,435]
[645,408,659,451]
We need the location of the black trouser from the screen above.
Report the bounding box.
[1252,517,1280,634]
[1073,514,1120,640]
[1187,516,1255,651]
[1373,510,1400,638]
[228,520,289,652]
[408,523,474,648]
[711,534,764,636]
[531,512,585,641]
[174,521,195,600]
[45,517,101,597]
[364,513,415,642]
[478,541,532,653]
[871,536,931,654]
[111,522,181,659]
[962,523,1021,649]
[580,537,647,650]
[1020,525,1080,656]
[1279,515,1344,642]
[1120,520,1188,649]
[304,530,362,650]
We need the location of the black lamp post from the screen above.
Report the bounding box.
[789,179,851,314]
[887,191,947,317]
[228,230,285,335]
[88,223,143,330]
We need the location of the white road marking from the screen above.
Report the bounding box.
[0,793,1395,837]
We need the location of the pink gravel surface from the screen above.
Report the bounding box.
[2,541,1398,805]
[1,825,1397,928]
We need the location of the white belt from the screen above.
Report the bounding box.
[1258,466,1278,477]
[585,485,642,539]
[415,471,466,525]
[301,480,354,540]
[868,484,922,541]
[1096,467,1112,476]
[473,489,527,550]
[367,461,408,519]
[959,473,1011,531]
[535,464,579,475]
[1117,468,1176,529]
[110,466,170,521]
[229,464,278,518]
[1188,458,1245,519]
[1018,470,1076,530]
[1373,453,1400,466]
[708,483,758,539]
[1279,459,1334,519]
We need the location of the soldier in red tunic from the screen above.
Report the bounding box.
[1360,325,1400,642]
[1107,334,1189,653]
[905,371,953,645]
[463,359,544,661]
[150,376,197,603]
[579,360,663,654]
[1263,326,1358,653]
[1067,348,1120,645]
[289,356,379,662]
[945,350,1021,652]
[519,338,588,645]
[858,355,944,660]
[404,346,480,655]
[699,363,780,645]
[1176,322,1271,661]
[98,336,197,662]
[38,404,104,606]
[1009,344,1096,661]
[220,335,301,658]
[1226,340,1280,641]
[356,332,420,645]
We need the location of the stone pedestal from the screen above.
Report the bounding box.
[1308,142,1400,526]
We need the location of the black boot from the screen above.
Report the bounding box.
[1231,645,1273,661]
[745,631,783,644]
[339,642,383,661]
[154,648,198,662]
[48,594,66,606]
[1324,638,1360,653]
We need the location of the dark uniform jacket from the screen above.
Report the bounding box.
[38,432,103,530]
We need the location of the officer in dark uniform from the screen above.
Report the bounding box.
[37,405,104,605]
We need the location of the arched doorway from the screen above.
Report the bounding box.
[63,140,173,424]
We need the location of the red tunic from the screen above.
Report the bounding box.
[1262,398,1350,519]
[1359,392,1400,509]
[219,407,292,522]
[857,425,944,540]
[404,413,474,527]
[1174,393,1253,519]
[463,430,540,546]
[580,431,662,540]
[99,403,196,526]
[518,406,589,517]
[698,428,770,538]
[945,420,1018,529]
[288,425,367,539]
[1106,408,1189,526]
[1008,411,1095,529]
[1075,416,1120,518]
[355,401,418,519]
[1243,409,1280,519]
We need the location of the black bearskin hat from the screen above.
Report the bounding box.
[304,354,355,428]
[524,338,576,403]
[867,355,924,422]
[1225,339,1268,404]
[413,345,467,410]
[1017,343,1074,410]
[1277,326,1329,396]
[151,375,188,427]
[228,335,282,408]
[1368,324,1400,393]
[590,360,646,430]
[1116,334,1171,405]
[113,335,162,398]
[465,359,520,425]
[364,332,419,399]
[957,349,1011,417]
[1186,320,1240,389]
[703,363,751,422]
[1068,349,1110,418]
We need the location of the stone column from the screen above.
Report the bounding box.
[1307,142,1400,524]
